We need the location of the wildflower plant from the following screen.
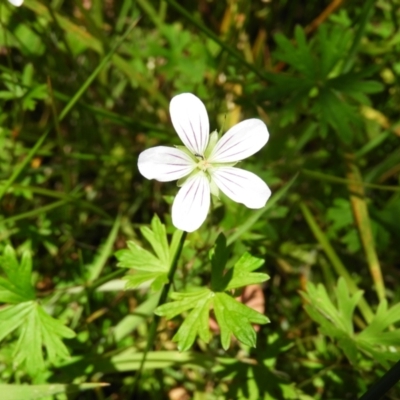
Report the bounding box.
[138,93,271,232]
[117,92,272,353]
[1,1,399,398]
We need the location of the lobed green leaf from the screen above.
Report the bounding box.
[0,301,75,375]
[224,253,269,291]
[140,215,170,266]
[214,293,269,350]
[156,289,211,319]
[115,215,182,291]
[0,245,35,303]
[172,295,213,351]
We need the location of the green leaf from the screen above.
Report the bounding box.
[266,25,380,146]
[359,300,400,337]
[0,303,33,342]
[328,73,384,96]
[116,241,168,290]
[301,280,362,364]
[214,293,269,350]
[303,305,345,340]
[156,287,269,350]
[318,25,351,78]
[0,245,35,303]
[302,278,400,366]
[294,25,316,79]
[274,26,315,80]
[156,289,210,319]
[356,341,399,369]
[156,235,270,350]
[210,233,230,291]
[337,336,358,365]
[360,331,400,347]
[116,241,165,272]
[224,253,269,291]
[0,301,75,375]
[314,87,361,143]
[0,383,107,400]
[87,214,122,281]
[140,214,170,266]
[357,300,400,356]
[336,277,364,334]
[261,73,314,102]
[301,278,362,335]
[124,271,169,292]
[115,215,182,290]
[211,233,269,292]
[172,294,213,351]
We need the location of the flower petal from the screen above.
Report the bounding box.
[208,119,269,163]
[138,146,196,182]
[8,0,23,6]
[210,167,271,209]
[170,93,210,156]
[172,173,210,232]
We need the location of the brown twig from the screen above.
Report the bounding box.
[305,0,345,34]
[274,0,345,72]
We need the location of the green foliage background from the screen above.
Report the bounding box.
[1,0,400,399]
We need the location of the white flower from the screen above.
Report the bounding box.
[138,93,271,232]
[8,0,23,6]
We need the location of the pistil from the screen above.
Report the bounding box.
[197,158,211,171]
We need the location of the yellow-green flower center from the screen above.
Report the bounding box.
[197,158,212,171]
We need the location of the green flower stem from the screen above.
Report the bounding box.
[300,202,374,323]
[132,230,188,395]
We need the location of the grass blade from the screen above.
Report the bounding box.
[345,154,385,301]
[300,201,374,323]
[227,174,298,245]
[0,17,139,201]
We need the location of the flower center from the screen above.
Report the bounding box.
[197,158,211,171]
[194,154,212,171]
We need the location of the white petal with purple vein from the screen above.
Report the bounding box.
[138,146,196,182]
[210,167,271,209]
[170,93,210,156]
[208,119,269,163]
[172,172,210,232]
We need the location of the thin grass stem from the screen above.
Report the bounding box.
[345,154,385,301]
[300,202,374,323]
